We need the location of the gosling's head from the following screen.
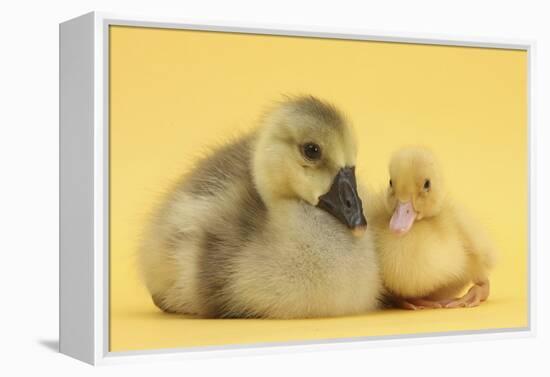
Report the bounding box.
[385,147,446,235]
[252,96,367,236]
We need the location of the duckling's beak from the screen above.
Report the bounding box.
[389,201,416,235]
[317,167,367,237]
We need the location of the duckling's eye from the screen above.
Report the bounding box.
[302,143,322,161]
[423,179,431,191]
[389,179,393,188]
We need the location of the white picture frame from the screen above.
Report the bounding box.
[59,11,536,365]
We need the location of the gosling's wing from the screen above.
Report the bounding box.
[139,133,268,315]
[175,134,271,317]
[178,133,256,198]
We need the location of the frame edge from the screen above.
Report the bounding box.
[61,10,536,365]
[59,11,96,365]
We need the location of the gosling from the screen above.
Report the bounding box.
[139,96,381,318]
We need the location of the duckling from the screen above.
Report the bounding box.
[367,147,497,310]
[138,96,381,318]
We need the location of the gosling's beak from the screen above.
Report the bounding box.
[317,167,367,237]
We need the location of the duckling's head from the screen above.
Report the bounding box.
[385,147,446,235]
[252,96,367,236]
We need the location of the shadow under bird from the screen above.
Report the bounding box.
[139,96,381,318]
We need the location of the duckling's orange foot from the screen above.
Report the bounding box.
[397,298,443,310]
[444,281,490,309]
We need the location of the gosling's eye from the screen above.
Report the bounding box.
[423,179,431,191]
[389,179,393,188]
[302,142,322,161]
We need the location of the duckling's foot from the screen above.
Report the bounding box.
[397,298,443,310]
[444,280,490,308]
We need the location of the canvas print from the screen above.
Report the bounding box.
[109,25,528,352]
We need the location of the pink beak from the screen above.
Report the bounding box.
[389,201,417,235]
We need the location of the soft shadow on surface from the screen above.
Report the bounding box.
[38,339,59,352]
[127,308,385,322]
[121,296,515,325]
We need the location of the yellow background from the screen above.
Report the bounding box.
[109,26,528,352]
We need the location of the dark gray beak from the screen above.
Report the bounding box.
[316,167,367,237]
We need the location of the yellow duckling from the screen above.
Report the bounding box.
[368,147,497,309]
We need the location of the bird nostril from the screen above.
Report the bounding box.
[345,199,352,208]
